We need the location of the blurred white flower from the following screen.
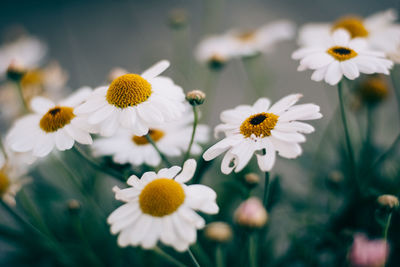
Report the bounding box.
[92,110,209,166]
[6,88,95,158]
[108,159,219,251]
[0,148,31,206]
[0,35,47,78]
[298,9,400,63]
[292,29,393,85]
[195,20,295,63]
[203,94,322,174]
[75,60,186,137]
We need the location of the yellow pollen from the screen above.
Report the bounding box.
[359,76,389,104]
[21,69,44,88]
[237,30,256,42]
[332,16,369,38]
[240,112,279,138]
[139,178,185,217]
[132,129,165,145]
[106,74,152,108]
[39,106,75,133]
[327,46,358,61]
[0,170,10,196]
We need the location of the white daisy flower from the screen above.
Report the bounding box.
[74,60,186,137]
[0,35,47,78]
[292,29,393,85]
[107,159,219,251]
[0,149,31,206]
[298,9,400,62]
[225,20,295,58]
[6,88,95,158]
[195,20,295,64]
[203,94,322,174]
[92,112,209,166]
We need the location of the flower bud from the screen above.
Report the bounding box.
[348,234,389,267]
[186,90,206,106]
[108,67,128,83]
[377,194,399,210]
[234,197,268,228]
[204,222,233,243]
[358,75,389,105]
[67,199,81,214]
[244,173,260,186]
[6,60,26,81]
[168,8,188,29]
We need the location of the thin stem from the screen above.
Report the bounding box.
[188,248,201,267]
[72,146,126,182]
[184,105,199,162]
[215,244,224,267]
[0,138,7,160]
[263,172,270,209]
[383,213,393,240]
[153,246,186,267]
[145,134,172,167]
[248,233,258,267]
[337,81,357,180]
[14,81,29,113]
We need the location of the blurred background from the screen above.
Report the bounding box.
[0,0,399,266]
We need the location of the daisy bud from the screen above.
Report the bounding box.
[348,234,389,267]
[358,76,389,105]
[108,67,128,83]
[67,199,81,214]
[204,222,233,243]
[377,194,399,210]
[168,8,188,29]
[234,197,268,228]
[6,60,26,81]
[186,90,206,106]
[244,173,260,186]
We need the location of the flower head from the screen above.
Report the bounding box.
[297,9,400,63]
[107,159,219,251]
[292,29,393,85]
[92,110,209,166]
[203,94,322,174]
[204,222,233,242]
[348,234,389,267]
[6,88,95,158]
[75,60,186,137]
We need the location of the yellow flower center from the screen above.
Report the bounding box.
[237,30,256,42]
[359,76,389,104]
[0,170,10,196]
[132,129,165,145]
[39,106,75,133]
[106,74,152,108]
[21,69,44,89]
[327,46,358,61]
[240,112,279,138]
[332,16,369,38]
[139,178,185,217]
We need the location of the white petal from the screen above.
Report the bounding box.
[88,105,114,124]
[64,124,92,145]
[340,61,359,80]
[253,98,271,113]
[220,151,236,174]
[332,29,351,46]
[55,130,74,150]
[60,87,92,107]
[270,137,302,158]
[256,143,276,172]
[271,130,306,143]
[157,166,182,178]
[175,159,197,183]
[186,185,219,214]
[202,135,242,161]
[268,94,303,114]
[324,61,343,85]
[141,60,170,80]
[30,97,54,114]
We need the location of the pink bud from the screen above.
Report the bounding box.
[234,197,268,228]
[348,234,389,267]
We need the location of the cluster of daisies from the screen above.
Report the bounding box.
[0,8,398,257]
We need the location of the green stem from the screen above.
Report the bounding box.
[263,172,270,209]
[248,233,258,267]
[383,213,393,240]
[215,244,224,267]
[337,81,357,180]
[14,81,29,113]
[153,246,186,267]
[0,138,7,160]
[72,146,126,182]
[145,134,172,167]
[188,248,201,267]
[184,105,199,162]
